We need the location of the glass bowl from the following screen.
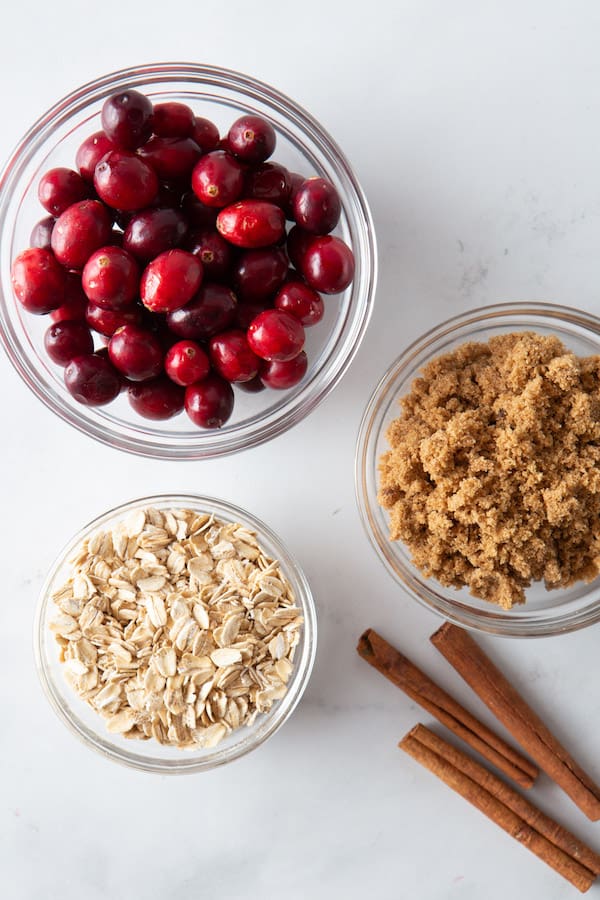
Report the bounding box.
[356,302,600,637]
[0,62,376,459]
[34,493,317,772]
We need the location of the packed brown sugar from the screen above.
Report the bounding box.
[378,332,600,608]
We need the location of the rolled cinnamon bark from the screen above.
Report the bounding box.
[400,724,597,893]
[357,628,538,787]
[430,622,600,821]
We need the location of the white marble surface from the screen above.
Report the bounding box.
[2,2,600,897]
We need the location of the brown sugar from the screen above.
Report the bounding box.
[378,332,600,607]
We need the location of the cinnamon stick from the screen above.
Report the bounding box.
[357,628,538,787]
[400,724,598,893]
[431,622,600,821]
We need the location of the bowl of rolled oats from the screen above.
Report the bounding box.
[35,493,316,772]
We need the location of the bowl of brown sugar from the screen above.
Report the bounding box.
[356,302,600,636]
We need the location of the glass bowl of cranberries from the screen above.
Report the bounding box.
[35,493,317,772]
[0,63,376,458]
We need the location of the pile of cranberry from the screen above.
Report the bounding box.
[10,89,355,428]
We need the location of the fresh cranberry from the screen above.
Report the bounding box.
[11,247,66,314]
[301,235,355,293]
[191,117,220,152]
[260,351,308,389]
[166,283,237,340]
[30,216,55,250]
[51,200,113,269]
[123,207,188,261]
[101,90,153,150]
[274,281,324,326]
[180,191,218,229]
[292,177,341,234]
[286,225,312,269]
[247,309,305,361]
[152,102,195,138]
[137,136,201,181]
[128,376,184,419]
[185,374,234,428]
[44,320,94,365]
[86,302,142,336]
[227,115,276,164]
[233,247,288,302]
[94,150,158,210]
[140,249,203,313]
[209,329,260,382]
[164,339,210,386]
[76,131,115,181]
[64,353,121,405]
[82,246,140,309]
[244,162,291,207]
[186,229,234,281]
[38,167,89,217]
[216,200,285,248]
[236,374,265,393]
[191,151,244,208]
[50,273,88,323]
[108,324,163,380]
[285,172,305,220]
[234,300,269,331]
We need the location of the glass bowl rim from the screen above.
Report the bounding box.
[355,300,600,637]
[0,61,377,460]
[34,491,318,773]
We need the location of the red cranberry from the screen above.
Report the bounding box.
[38,167,89,217]
[236,374,265,393]
[166,283,237,340]
[286,225,313,269]
[209,329,260,382]
[292,177,341,234]
[123,207,188,261]
[234,299,269,331]
[260,351,308,389]
[301,235,355,293]
[44,320,94,365]
[76,131,115,181]
[274,281,324,326]
[51,200,113,269]
[50,273,88,322]
[191,117,220,152]
[94,150,158,211]
[164,339,210,386]
[191,151,244,208]
[137,136,201,181]
[108,324,163,380]
[233,247,288,302]
[82,246,140,310]
[244,162,291,206]
[186,229,234,281]
[64,353,121,405]
[185,374,234,428]
[285,172,305,219]
[247,309,305,361]
[101,90,153,150]
[11,248,66,314]
[128,376,184,420]
[152,102,195,138]
[86,302,142,336]
[227,115,276,164]
[30,216,55,250]
[216,200,285,248]
[140,249,203,313]
[180,191,218,229]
